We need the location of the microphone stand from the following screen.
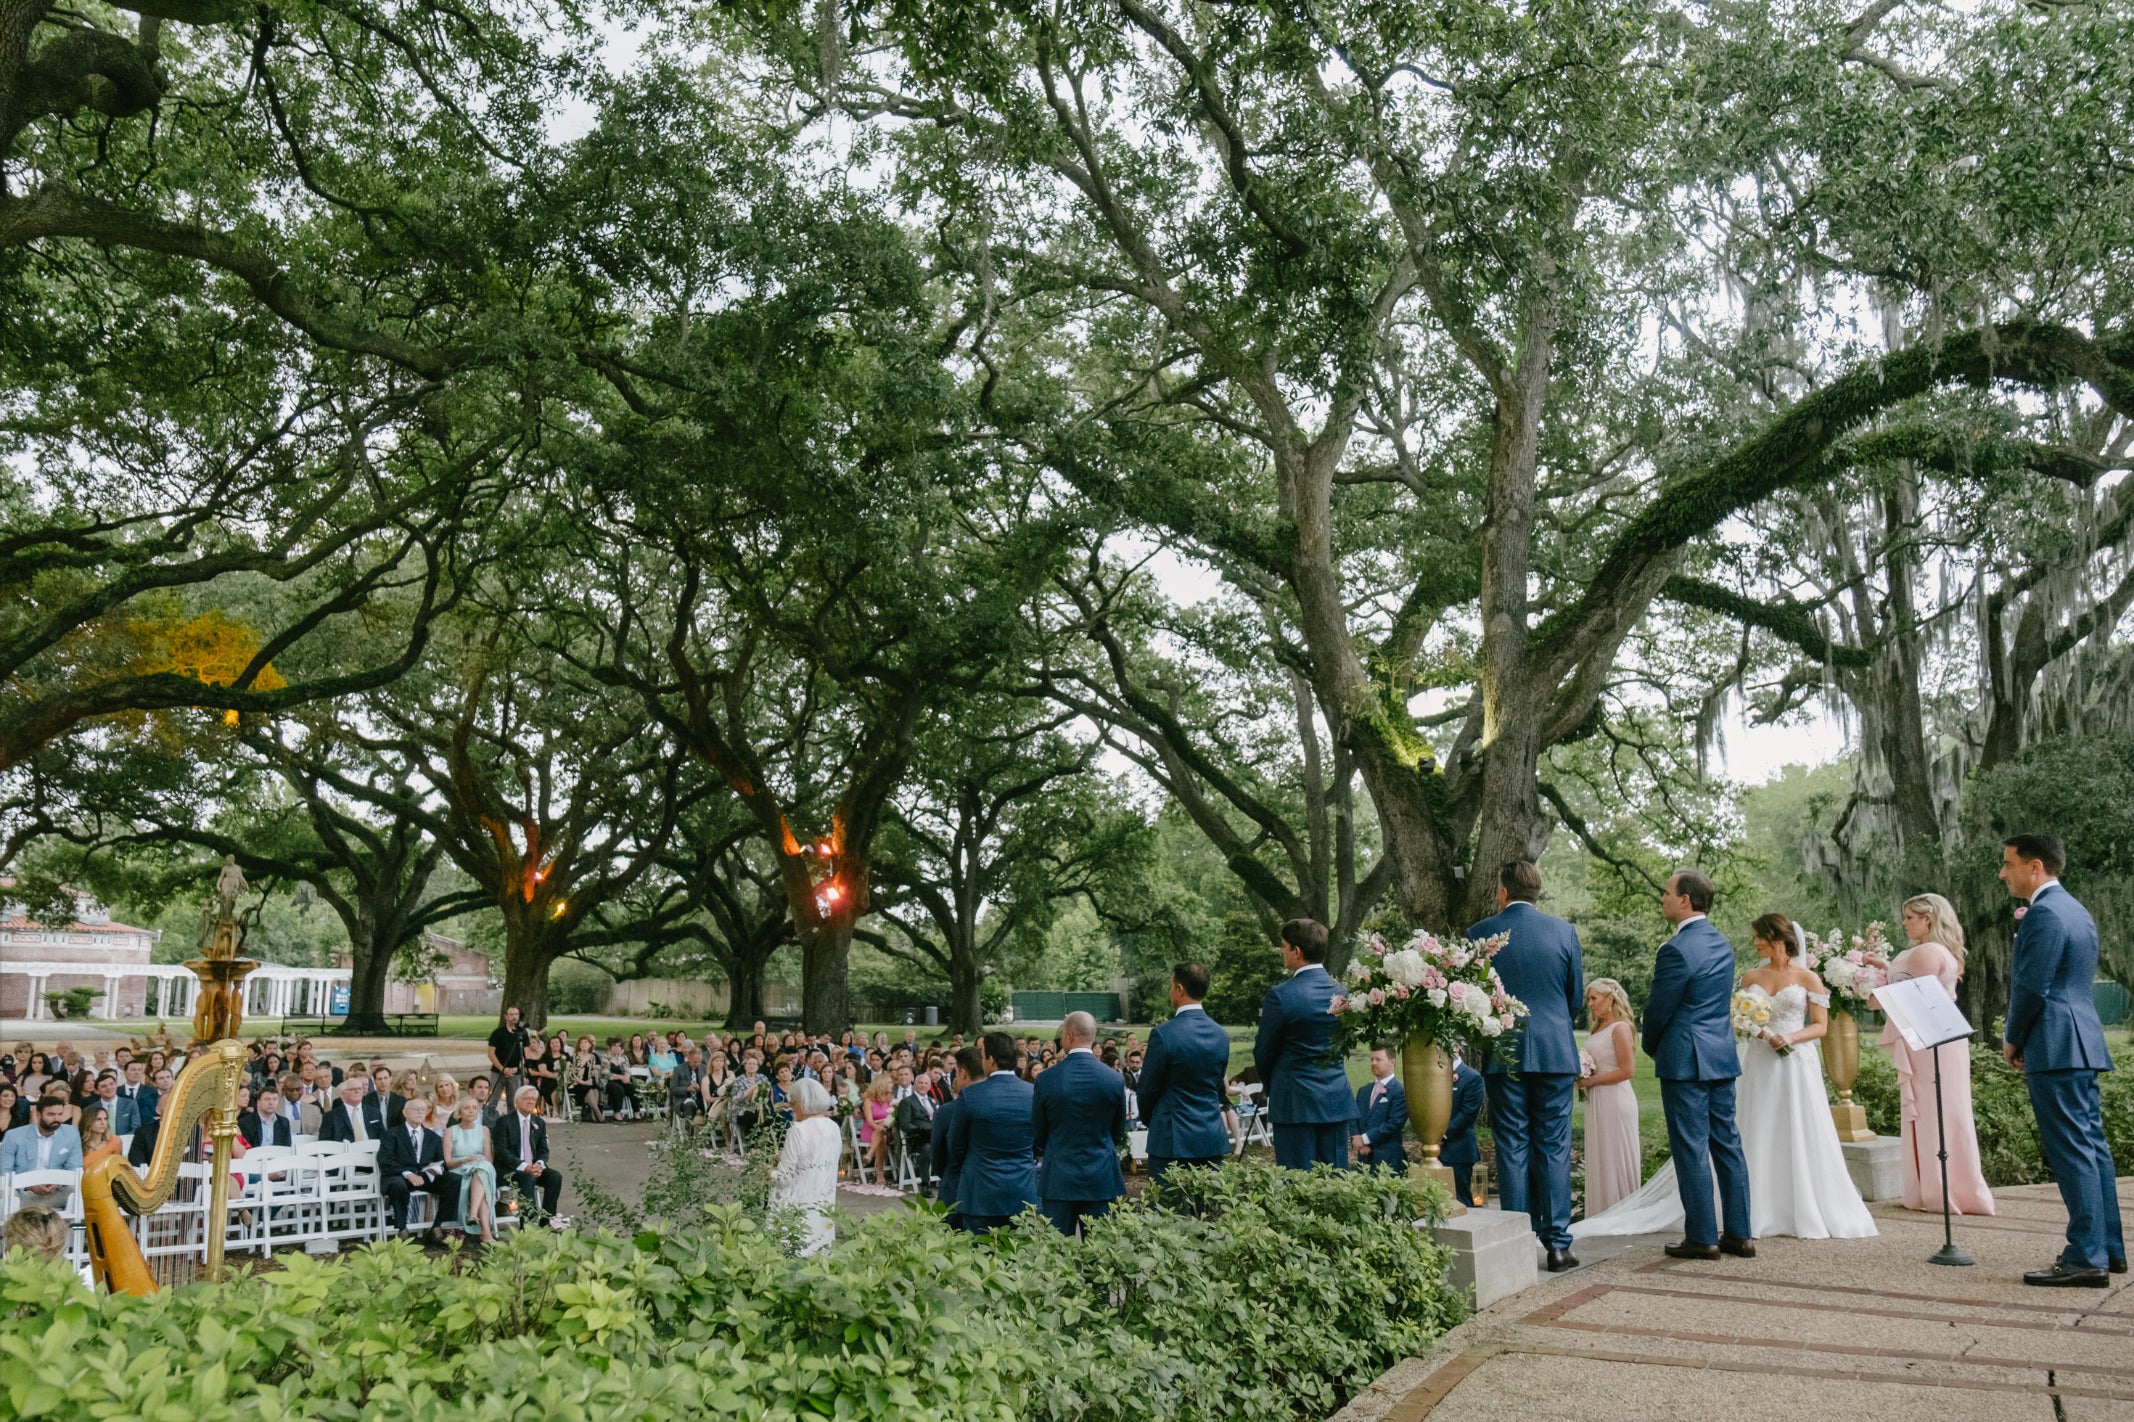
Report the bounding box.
[1926,1039,1973,1267]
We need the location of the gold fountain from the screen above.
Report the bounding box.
[81,859,257,1292]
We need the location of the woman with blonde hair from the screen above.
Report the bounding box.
[1576,977,1641,1216]
[1874,893,1995,1215]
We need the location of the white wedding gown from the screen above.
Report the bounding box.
[1573,983,1877,1240]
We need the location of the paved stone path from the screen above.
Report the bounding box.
[1337,1179,2134,1422]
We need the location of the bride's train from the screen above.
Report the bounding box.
[1574,984,1876,1240]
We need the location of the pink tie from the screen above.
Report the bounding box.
[1372,1083,1385,1107]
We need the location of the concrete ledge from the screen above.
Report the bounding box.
[1841,1135,1903,1202]
[1425,1206,1538,1309]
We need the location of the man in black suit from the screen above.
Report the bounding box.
[239,1088,295,1148]
[318,1076,387,1142]
[493,1085,564,1224]
[118,1059,159,1124]
[370,1066,408,1131]
[380,1098,457,1235]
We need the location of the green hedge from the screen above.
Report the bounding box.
[1844,1045,2134,1187]
[0,1162,1464,1422]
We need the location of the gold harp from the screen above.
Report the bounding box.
[80,1038,247,1295]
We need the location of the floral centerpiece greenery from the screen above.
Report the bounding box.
[1331,929,1524,1060]
[1803,922,1893,1015]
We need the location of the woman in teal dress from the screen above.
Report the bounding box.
[445,1096,499,1241]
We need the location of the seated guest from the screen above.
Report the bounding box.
[731,1053,769,1138]
[523,1037,559,1119]
[1350,1044,1409,1175]
[78,1103,122,1167]
[2,1205,68,1263]
[379,1098,457,1237]
[567,1049,606,1123]
[118,1059,158,1125]
[891,1075,938,1186]
[1443,1050,1484,1208]
[1032,1011,1128,1235]
[319,1076,387,1142]
[240,1088,295,1148]
[3,1095,84,1205]
[92,1070,140,1138]
[278,1074,318,1135]
[370,1067,408,1131]
[492,1085,564,1225]
[944,1032,1039,1232]
[467,1074,502,1129]
[860,1072,896,1174]
[670,1049,704,1123]
[0,1084,25,1133]
[602,1039,638,1120]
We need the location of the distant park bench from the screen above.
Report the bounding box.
[264,1013,441,1038]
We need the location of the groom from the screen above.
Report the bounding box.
[2000,833,2125,1286]
[1644,870,1754,1261]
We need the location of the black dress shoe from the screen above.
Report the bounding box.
[1664,1240,1721,1261]
[2111,1256,2128,1275]
[2023,1262,2110,1288]
[1544,1247,1581,1273]
[1718,1236,1757,1259]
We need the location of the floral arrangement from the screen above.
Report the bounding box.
[1331,928,1525,1061]
[1802,922,1893,1015]
[1730,988,1791,1056]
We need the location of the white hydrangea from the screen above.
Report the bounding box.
[1427,988,1448,1008]
[1382,948,1427,988]
[1478,1015,1505,1037]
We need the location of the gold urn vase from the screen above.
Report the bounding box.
[1821,1009,1876,1142]
[1401,1036,1464,1215]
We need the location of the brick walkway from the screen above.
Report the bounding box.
[1336,1179,2134,1422]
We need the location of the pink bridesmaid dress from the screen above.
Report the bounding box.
[1580,1020,1642,1216]
[1882,941,1995,1215]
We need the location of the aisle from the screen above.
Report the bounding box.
[1338,1179,2134,1422]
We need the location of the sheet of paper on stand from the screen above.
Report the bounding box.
[1871,976,1974,1052]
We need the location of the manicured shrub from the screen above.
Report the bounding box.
[0,1163,1461,1422]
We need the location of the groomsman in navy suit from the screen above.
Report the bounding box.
[944,1032,1039,1232]
[2000,834,2126,1286]
[1350,1045,1408,1174]
[1137,962,1233,1186]
[1032,1011,1128,1235]
[1644,869,1753,1262]
[1253,918,1355,1169]
[1442,1052,1485,1208]
[1468,860,1586,1271]
[930,1047,984,1229]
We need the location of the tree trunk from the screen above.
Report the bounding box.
[947,955,985,1036]
[799,918,853,1032]
[338,926,396,1034]
[498,913,559,1032]
[723,953,768,1029]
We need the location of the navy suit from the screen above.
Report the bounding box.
[2007,883,2123,1270]
[1032,1050,1128,1234]
[1643,916,1751,1246]
[1467,900,1583,1251]
[1441,1060,1485,1207]
[318,1096,388,1143]
[1253,963,1353,1169]
[945,1072,1039,1230]
[1351,1074,1408,1175]
[930,1096,963,1225]
[97,1093,140,1138]
[1139,1005,1232,1181]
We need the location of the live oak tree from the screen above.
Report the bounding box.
[759,0,2134,937]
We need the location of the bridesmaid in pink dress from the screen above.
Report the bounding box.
[1577,978,1642,1217]
[1877,893,1995,1215]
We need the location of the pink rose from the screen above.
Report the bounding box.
[1392,983,1410,999]
[2013,906,2028,922]
[1330,996,1348,1013]
[1845,949,1865,965]
[1498,1013,1515,1031]
[1368,988,1386,1006]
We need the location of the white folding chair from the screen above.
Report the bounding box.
[136,1163,209,1273]
[891,1129,930,1193]
[262,1150,325,1250]
[8,1169,82,1265]
[337,1140,385,1240]
[1127,1129,1150,1174]
[845,1116,874,1184]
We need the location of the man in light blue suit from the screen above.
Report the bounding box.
[1350,1045,1408,1175]
[2000,834,2125,1286]
[1253,918,1354,1169]
[944,1031,1039,1232]
[0,1095,85,1205]
[1467,860,1586,1271]
[1644,869,1753,1261]
[1032,1011,1128,1235]
[1137,962,1233,1187]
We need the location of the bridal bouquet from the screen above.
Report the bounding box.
[1802,922,1892,1015]
[1331,928,1523,1061]
[1730,989,1790,1055]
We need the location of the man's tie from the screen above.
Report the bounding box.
[520,1114,532,1166]
[351,1109,367,1142]
[1371,1081,1385,1108]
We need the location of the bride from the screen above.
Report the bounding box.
[1574,912,1877,1241]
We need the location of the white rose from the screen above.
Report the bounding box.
[1382,949,1427,988]
[1427,988,1448,1008]
[1348,958,1372,985]
[1466,990,1492,1019]
[1478,1015,1505,1038]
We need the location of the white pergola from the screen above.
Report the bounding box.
[6,961,351,1021]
